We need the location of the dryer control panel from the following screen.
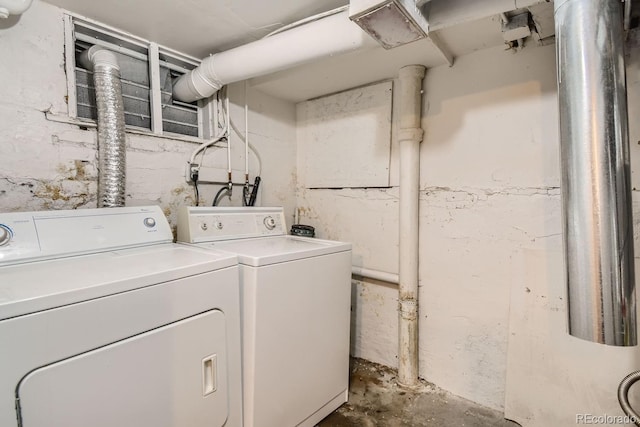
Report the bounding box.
[0,206,173,266]
[177,206,286,243]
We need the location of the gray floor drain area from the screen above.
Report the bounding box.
[317,358,521,427]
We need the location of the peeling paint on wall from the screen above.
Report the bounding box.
[0,1,297,231]
[296,43,564,412]
[0,172,96,211]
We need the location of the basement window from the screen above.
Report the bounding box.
[64,15,215,140]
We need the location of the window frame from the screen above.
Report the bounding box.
[63,13,216,142]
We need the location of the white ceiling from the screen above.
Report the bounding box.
[42,0,541,102]
[251,15,505,102]
[43,0,349,57]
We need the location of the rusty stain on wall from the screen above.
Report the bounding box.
[1,177,95,211]
[161,184,196,238]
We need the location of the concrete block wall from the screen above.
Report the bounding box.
[296,41,640,426]
[0,1,297,230]
[6,2,640,425]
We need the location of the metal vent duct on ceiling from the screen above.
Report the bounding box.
[349,0,430,49]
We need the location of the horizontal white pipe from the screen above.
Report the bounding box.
[0,0,32,18]
[173,10,376,102]
[351,266,399,284]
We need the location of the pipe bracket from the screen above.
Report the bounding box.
[399,299,418,320]
[398,128,424,143]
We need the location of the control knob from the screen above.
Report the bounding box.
[0,225,12,246]
[263,216,276,230]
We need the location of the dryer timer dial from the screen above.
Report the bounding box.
[0,224,12,246]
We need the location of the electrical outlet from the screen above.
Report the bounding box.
[185,162,199,183]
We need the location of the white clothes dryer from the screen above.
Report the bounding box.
[0,206,242,427]
[177,206,352,427]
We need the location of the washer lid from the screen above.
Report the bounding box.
[197,236,351,267]
[0,244,237,320]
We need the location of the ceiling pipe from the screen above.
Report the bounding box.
[397,65,426,387]
[173,10,377,103]
[0,0,32,19]
[79,46,127,208]
[555,0,636,346]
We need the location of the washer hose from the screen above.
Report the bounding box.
[212,186,229,206]
[618,370,640,425]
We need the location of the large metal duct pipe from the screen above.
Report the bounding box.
[398,65,426,387]
[555,0,636,346]
[79,46,127,208]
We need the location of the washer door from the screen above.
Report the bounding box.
[16,310,229,427]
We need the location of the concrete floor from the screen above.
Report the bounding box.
[317,358,521,427]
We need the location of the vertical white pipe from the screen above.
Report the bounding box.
[245,82,249,181]
[397,65,426,387]
[226,95,232,183]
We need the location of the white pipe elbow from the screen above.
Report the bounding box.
[173,60,223,103]
[78,46,120,71]
[0,0,33,18]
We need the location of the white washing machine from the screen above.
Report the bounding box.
[177,206,352,427]
[0,206,242,427]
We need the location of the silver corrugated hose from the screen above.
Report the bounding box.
[618,371,640,425]
[79,46,127,208]
[555,0,636,346]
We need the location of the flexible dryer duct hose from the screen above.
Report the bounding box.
[79,46,127,208]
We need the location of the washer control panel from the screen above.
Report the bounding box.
[177,206,286,243]
[0,206,173,266]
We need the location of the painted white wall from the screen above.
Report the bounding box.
[420,43,561,413]
[501,44,640,426]
[297,43,562,412]
[297,36,640,424]
[0,1,297,231]
[6,1,640,424]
